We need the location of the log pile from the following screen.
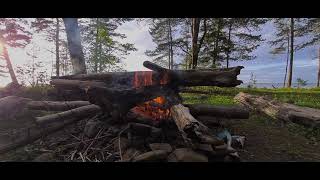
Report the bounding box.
[235,92,320,128]
[0,61,249,162]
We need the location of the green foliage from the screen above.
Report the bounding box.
[80,18,137,73]
[182,86,320,109]
[296,78,308,88]
[199,18,267,68]
[145,18,185,69]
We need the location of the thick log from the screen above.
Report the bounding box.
[0,117,85,155]
[143,61,243,87]
[196,116,227,127]
[184,104,249,119]
[50,79,107,90]
[170,104,224,146]
[234,92,320,128]
[35,104,102,125]
[52,61,243,88]
[0,96,32,119]
[27,101,91,111]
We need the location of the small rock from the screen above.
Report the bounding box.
[231,136,246,148]
[122,148,142,161]
[113,137,130,152]
[84,119,103,138]
[33,153,55,162]
[132,150,168,162]
[149,143,173,153]
[195,144,214,152]
[167,148,208,162]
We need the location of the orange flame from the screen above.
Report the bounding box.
[133,71,169,89]
[132,71,170,121]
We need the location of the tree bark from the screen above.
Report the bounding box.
[287,18,294,88]
[234,92,320,128]
[63,18,87,75]
[0,35,18,84]
[191,18,200,69]
[170,104,225,146]
[35,104,101,125]
[27,100,91,111]
[55,18,60,77]
[0,116,87,155]
[226,22,232,68]
[213,19,223,68]
[317,47,320,87]
[168,19,174,70]
[283,30,290,88]
[52,61,244,88]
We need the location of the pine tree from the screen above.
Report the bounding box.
[80,18,136,73]
[0,18,31,84]
[200,18,266,68]
[31,18,65,77]
[294,18,320,87]
[145,18,184,69]
[270,18,308,88]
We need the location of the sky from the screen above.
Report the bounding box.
[0,19,319,87]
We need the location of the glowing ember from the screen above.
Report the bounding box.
[132,71,171,121]
[131,96,170,121]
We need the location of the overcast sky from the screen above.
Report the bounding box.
[0,19,318,87]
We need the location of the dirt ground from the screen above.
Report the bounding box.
[229,113,320,162]
[1,111,320,161]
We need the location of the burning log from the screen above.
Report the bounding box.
[184,104,249,119]
[143,61,243,87]
[35,104,102,125]
[170,104,224,146]
[234,92,320,128]
[52,61,243,88]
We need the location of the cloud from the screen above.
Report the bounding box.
[116,20,156,71]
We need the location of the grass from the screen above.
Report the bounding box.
[180,86,320,142]
[182,86,320,109]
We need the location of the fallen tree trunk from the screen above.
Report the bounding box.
[234,92,320,128]
[170,104,224,146]
[36,104,102,125]
[0,96,32,119]
[27,101,91,111]
[0,116,91,155]
[52,61,243,88]
[184,104,249,119]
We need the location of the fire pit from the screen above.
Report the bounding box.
[0,61,249,162]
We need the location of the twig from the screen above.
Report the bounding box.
[83,127,105,156]
[79,152,85,162]
[70,150,77,161]
[117,125,129,161]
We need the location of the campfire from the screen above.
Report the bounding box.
[131,96,170,121]
[0,61,249,162]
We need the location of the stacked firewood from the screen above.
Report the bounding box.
[0,61,250,161]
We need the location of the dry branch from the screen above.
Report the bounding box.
[170,104,224,146]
